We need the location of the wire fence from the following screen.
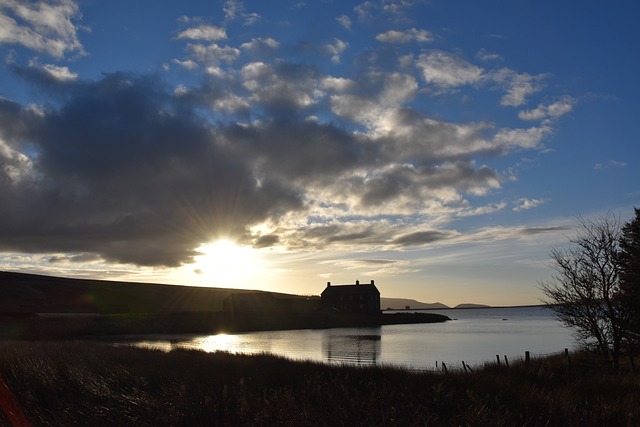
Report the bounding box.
[432,348,638,374]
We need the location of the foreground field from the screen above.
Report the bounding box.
[0,342,638,426]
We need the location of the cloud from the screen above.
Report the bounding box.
[512,198,546,212]
[0,73,304,266]
[223,0,243,21]
[354,0,415,24]
[324,38,348,63]
[518,226,569,235]
[416,51,484,90]
[241,61,323,112]
[336,14,351,30]
[223,0,260,25]
[492,69,546,107]
[173,58,199,70]
[393,230,452,246]
[493,126,551,149]
[241,37,280,56]
[41,63,77,81]
[0,0,85,58]
[177,23,227,41]
[0,66,520,265]
[186,42,240,65]
[476,48,502,62]
[518,97,575,122]
[376,28,433,43]
[0,1,573,268]
[324,71,417,128]
[594,160,627,170]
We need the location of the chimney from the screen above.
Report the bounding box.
[356,280,360,285]
[371,280,375,285]
[327,281,331,287]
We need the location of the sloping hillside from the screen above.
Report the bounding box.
[0,271,285,314]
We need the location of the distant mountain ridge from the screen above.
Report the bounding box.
[381,298,491,310]
[381,298,449,310]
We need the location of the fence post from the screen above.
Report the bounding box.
[442,362,448,374]
[525,351,530,367]
[496,354,501,366]
[564,348,571,369]
[462,361,468,373]
[503,355,509,368]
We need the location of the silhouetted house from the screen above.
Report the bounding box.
[320,280,381,315]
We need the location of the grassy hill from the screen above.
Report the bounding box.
[0,271,297,314]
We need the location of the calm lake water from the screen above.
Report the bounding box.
[128,306,577,370]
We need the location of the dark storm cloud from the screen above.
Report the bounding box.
[221,119,367,184]
[0,72,304,266]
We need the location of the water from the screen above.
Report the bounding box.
[126,306,576,370]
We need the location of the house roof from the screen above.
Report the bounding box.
[321,283,380,297]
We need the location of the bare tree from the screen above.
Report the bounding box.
[539,214,628,368]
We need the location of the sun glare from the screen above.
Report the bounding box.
[192,239,264,286]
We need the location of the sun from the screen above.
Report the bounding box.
[191,238,264,286]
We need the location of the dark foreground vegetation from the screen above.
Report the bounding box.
[0,341,638,426]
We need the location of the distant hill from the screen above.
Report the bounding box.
[380,297,449,310]
[453,303,491,309]
[0,271,302,314]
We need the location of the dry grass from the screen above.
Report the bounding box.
[0,341,638,426]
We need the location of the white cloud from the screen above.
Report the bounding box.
[513,198,546,211]
[187,43,240,65]
[172,58,198,70]
[177,24,227,41]
[492,68,546,107]
[493,126,550,149]
[336,14,351,30]
[518,97,575,122]
[0,0,84,58]
[241,37,279,53]
[223,0,259,25]
[416,51,484,89]
[594,160,627,170]
[42,63,77,81]
[325,38,348,63]
[476,48,502,62]
[242,12,260,26]
[321,76,355,92]
[223,0,243,21]
[376,27,432,43]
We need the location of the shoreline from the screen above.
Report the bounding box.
[0,310,450,341]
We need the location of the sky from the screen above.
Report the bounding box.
[0,0,638,307]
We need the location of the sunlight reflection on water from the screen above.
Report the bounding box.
[127,306,576,370]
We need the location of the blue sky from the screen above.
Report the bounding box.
[0,0,638,306]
